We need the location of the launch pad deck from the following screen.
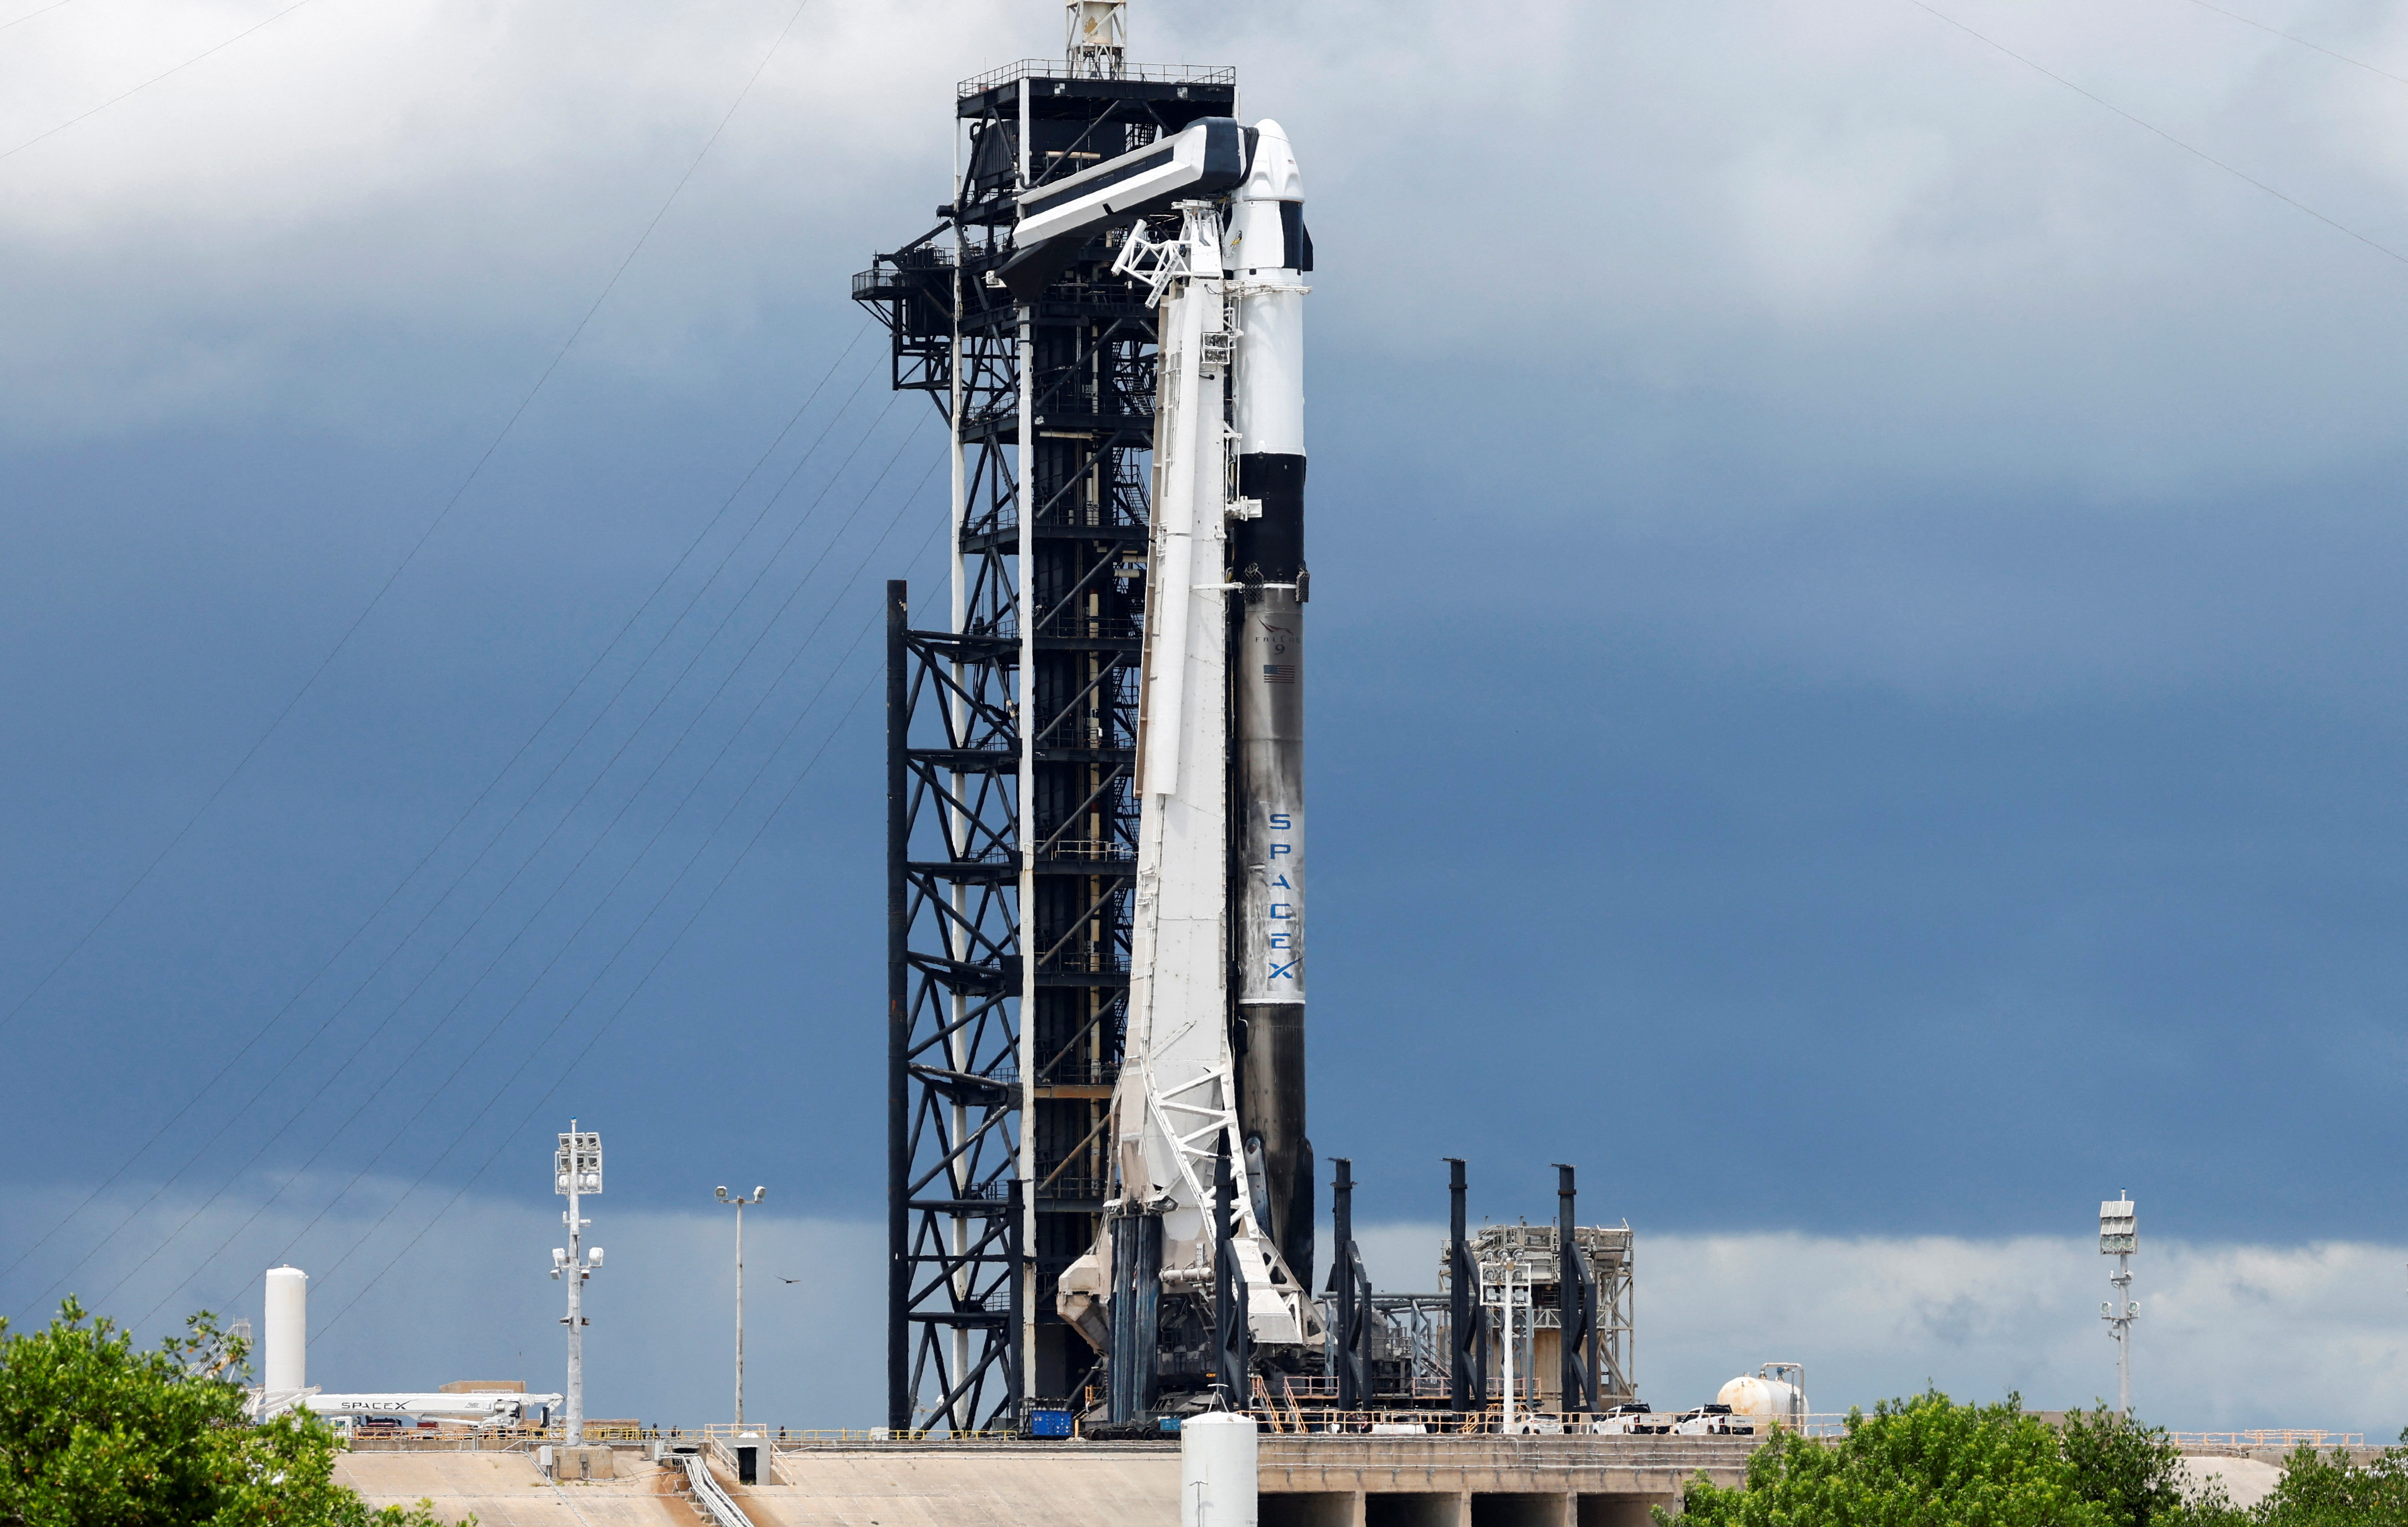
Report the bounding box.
[338,1436,1759,1527]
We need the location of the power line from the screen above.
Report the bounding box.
[0,0,325,161]
[305,638,883,1298]
[0,0,83,33]
[318,504,948,1338]
[123,424,936,1319]
[0,0,818,1041]
[2170,0,2408,90]
[90,397,932,1312]
[1904,0,2408,267]
[318,653,882,1336]
[0,322,876,1298]
[275,434,948,1279]
[2,330,880,1309]
[37,392,914,1321]
[298,461,945,1301]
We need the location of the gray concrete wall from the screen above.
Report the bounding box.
[1253,1433,1756,1527]
[1259,1434,1754,1495]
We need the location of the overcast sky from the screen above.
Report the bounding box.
[7,0,2408,1432]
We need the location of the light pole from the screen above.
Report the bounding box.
[2099,1192,2138,1418]
[552,1124,603,1447]
[716,1185,766,1426]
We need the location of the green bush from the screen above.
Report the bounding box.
[0,1298,453,1527]
[2250,1438,2408,1527]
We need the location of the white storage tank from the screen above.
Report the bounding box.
[1717,1373,1805,1431]
[263,1267,307,1393]
[1180,1412,1258,1527]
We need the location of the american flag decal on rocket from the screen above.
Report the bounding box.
[1262,664,1296,684]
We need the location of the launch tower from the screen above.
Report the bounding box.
[856,4,1242,1432]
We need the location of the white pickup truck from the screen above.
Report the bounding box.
[1590,1403,1667,1436]
[1669,1404,1755,1436]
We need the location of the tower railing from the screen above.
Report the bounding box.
[957,59,1235,96]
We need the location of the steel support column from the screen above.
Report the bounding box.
[886,581,911,1431]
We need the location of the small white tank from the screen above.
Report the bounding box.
[263,1267,307,1393]
[1180,1412,1259,1527]
[1717,1374,1805,1430]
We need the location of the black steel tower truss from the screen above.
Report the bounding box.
[859,55,1237,1435]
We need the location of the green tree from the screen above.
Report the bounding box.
[2251,1436,2408,1527]
[1663,1392,2251,1527]
[0,1298,451,1527]
[2058,1405,2202,1527]
[1669,1391,2112,1527]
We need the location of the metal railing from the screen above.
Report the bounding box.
[1037,1060,1120,1087]
[1774,1420,2371,1447]
[704,1434,787,1486]
[701,1413,1761,1441]
[1393,1377,1648,1405]
[344,1422,657,1447]
[2169,1430,2367,1449]
[958,59,1236,95]
[1776,1417,2369,1444]
[944,844,1015,866]
[969,504,1152,544]
[850,259,952,300]
[702,1424,1021,1444]
[1033,948,1129,975]
[1033,838,1137,862]
[1247,1409,1772,1438]
[676,1450,755,1527]
[363,1417,2368,1450]
[1031,617,1144,642]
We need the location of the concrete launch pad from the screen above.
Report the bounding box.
[743,1443,1180,1527]
[338,1444,1184,1527]
[334,1451,692,1527]
[336,1436,1758,1527]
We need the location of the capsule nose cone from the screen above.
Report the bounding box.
[1241,118,1303,203]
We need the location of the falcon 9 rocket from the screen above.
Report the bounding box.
[1048,114,1318,1407]
[1227,120,1313,1287]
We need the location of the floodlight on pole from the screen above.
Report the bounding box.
[553,1122,603,1446]
[2098,1191,2137,1419]
[716,1184,767,1426]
